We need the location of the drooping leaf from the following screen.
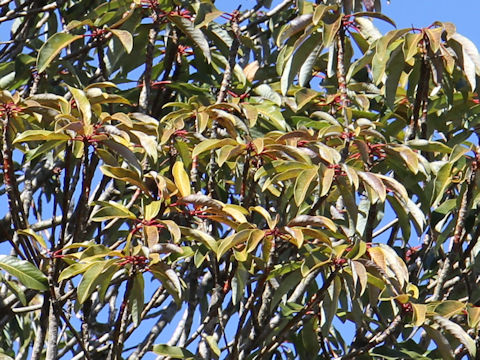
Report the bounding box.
[172,161,191,197]
[293,167,318,206]
[277,14,313,45]
[68,86,92,126]
[152,344,196,359]
[433,315,476,357]
[129,273,144,327]
[37,33,83,73]
[110,29,133,53]
[168,15,211,63]
[422,325,455,360]
[0,255,48,291]
[450,33,480,90]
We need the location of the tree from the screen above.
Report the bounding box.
[1,0,480,358]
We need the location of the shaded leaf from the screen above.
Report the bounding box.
[433,315,476,357]
[110,29,133,53]
[37,33,83,73]
[169,15,211,63]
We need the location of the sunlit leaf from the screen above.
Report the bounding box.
[172,161,191,197]
[0,255,48,291]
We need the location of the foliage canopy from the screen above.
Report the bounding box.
[1,0,480,359]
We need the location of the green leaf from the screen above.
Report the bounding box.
[433,315,476,357]
[180,227,218,253]
[467,305,480,328]
[321,276,341,336]
[205,335,221,357]
[422,325,455,360]
[231,263,248,306]
[323,15,342,48]
[102,139,142,173]
[281,32,322,94]
[256,103,289,131]
[68,86,92,126]
[192,138,238,158]
[347,260,368,297]
[411,303,427,326]
[253,84,282,105]
[299,43,323,86]
[217,229,263,260]
[287,215,337,232]
[59,262,97,282]
[379,244,409,288]
[13,130,71,144]
[77,261,108,304]
[294,167,318,206]
[149,263,183,305]
[302,317,320,355]
[358,171,386,203]
[434,300,465,318]
[17,229,47,249]
[450,33,480,90]
[152,344,195,358]
[407,139,452,153]
[250,206,277,230]
[131,130,158,160]
[100,165,148,193]
[37,33,83,73]
[144,200,162,221]
[110,29,133,53]
[385,47,404,108]
[129,273,144,327]
[295,88,319,110]
[90,200,137,221]
[193,2,222,28]
[277,14,312,45]
[4,276,27,306]
[403,32,423,63]
[425,27,443,54]
[353,12,396,28]
[168,15,211,63]
[0,255,48,291]
[313,5,335,26]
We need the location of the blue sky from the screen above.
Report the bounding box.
[218,0,480,45]
[381,0,480,45]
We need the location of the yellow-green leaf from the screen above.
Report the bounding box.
[13,130,71,144]
[411,303,427,326]
[90,200,136,221]
[173,161,191,197]
[110,29,133,53]
[294,167,317,206]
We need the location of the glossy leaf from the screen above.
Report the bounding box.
[172,161,191,197]
[0,256,48,291]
